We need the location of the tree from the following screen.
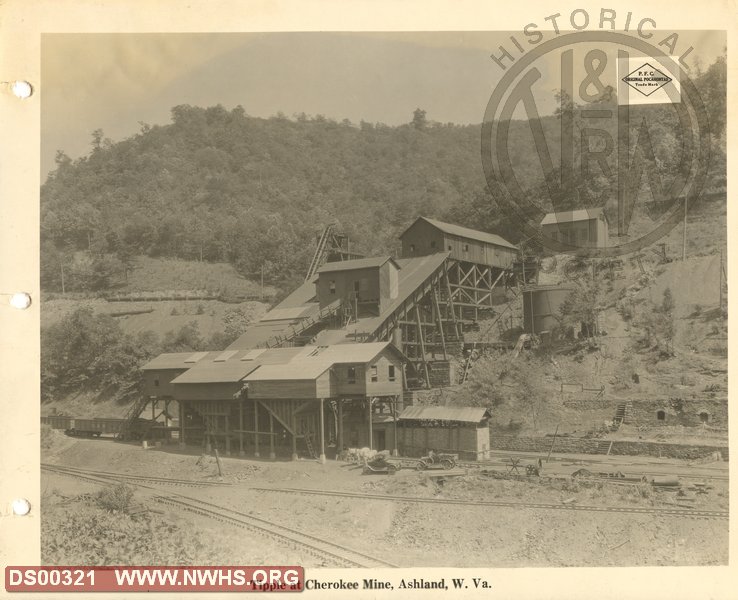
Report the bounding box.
[556,275,603,339]
[412,108,427,130]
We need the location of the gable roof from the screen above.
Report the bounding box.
[399,405,492,423]
[540,207,607,225]
[243,360,334,382]
[149,342,405,385]
[317,256,400,274]
[402,217,517,250]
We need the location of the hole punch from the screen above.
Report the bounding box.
[11,80,33,99]
[8,293,32,310]
[12,498,31,516]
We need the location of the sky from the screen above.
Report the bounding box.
[40,31,725,178]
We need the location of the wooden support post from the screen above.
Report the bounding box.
[179,401,185,446]
[151,398,156,421]
[269,412,275,460]
[239,399,244,456]
[224,415,231,456]
[444,270,461,340]
[368,398,373,450]
[319,399,326,464]
[392,396,399,456]
[291,411,298,461]
[254,400,260,458]
[415,305,431,388]
[337,400,344,454]
[432,290,447,360]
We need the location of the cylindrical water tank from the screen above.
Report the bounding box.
[522,285,573,334]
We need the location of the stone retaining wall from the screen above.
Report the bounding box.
[490,434,728,460]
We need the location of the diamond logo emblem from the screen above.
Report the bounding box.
[621,62,673,96]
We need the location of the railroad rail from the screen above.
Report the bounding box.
[41,464,396,569]
[153,495,398,569]
[42,463,232,488]
[249,486,729,521]
[455,459,729,482]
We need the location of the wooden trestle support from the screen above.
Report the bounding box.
[371,259,511,388]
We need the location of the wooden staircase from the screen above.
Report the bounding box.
[611,401,633,430]
[259,298,343,348]
[117,396,151,441]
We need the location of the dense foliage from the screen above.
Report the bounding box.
[40,307,250,403]
[41,53,725,293]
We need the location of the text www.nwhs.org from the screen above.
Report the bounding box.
[5,566,304,592]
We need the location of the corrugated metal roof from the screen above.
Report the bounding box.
[259,306,317,322]
[141,352,211,370]
[399,406,491,423]
[241,348,267,361]
[271,278,317,309]
[540,207,606,225]
[172,361,260,384]
[405,217,517,250]
[317,256,400,274]
[226,320,301,351]
[184,351,209,363]
[214,350,238,362]
[170,346,306,384]
[244,360,333,381]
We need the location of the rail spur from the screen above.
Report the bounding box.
[251,486,729,521]
[42,463,231,488]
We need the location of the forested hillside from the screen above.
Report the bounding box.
[41,55,725,294]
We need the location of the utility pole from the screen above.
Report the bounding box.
[719,248,724,313]
[682,195,688,261]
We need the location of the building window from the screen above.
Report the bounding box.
[388,365,396,382]
[347,367,356,384]
[699,411,709,423]
[370,365,378,382]
[464,244,469,252]
[353,280,360,293]
[154,378,160,387]
[656,410,666,421]
[329,280,336,294]
[448,245,452,251]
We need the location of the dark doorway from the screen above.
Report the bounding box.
[374,430,385,451]
[656,410,666,421]
[699,412,709,424]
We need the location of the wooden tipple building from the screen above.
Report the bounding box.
[138,216,523,459]
[142,342,405,462]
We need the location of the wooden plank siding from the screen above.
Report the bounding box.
[173,381,243,402]
[400,218,516,269]
[247,378,321,400]
[143,369,187,398]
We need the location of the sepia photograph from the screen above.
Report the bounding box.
[27,16,728,586]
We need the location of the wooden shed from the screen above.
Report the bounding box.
[397,405,492,460]
[540,208,609,248]
[399,216,517,269]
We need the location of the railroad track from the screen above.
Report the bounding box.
[41,464,396,569]
[153,495,398,569]
[457,460,729,482]
[42,463,231,488]
[250,486,729,521]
